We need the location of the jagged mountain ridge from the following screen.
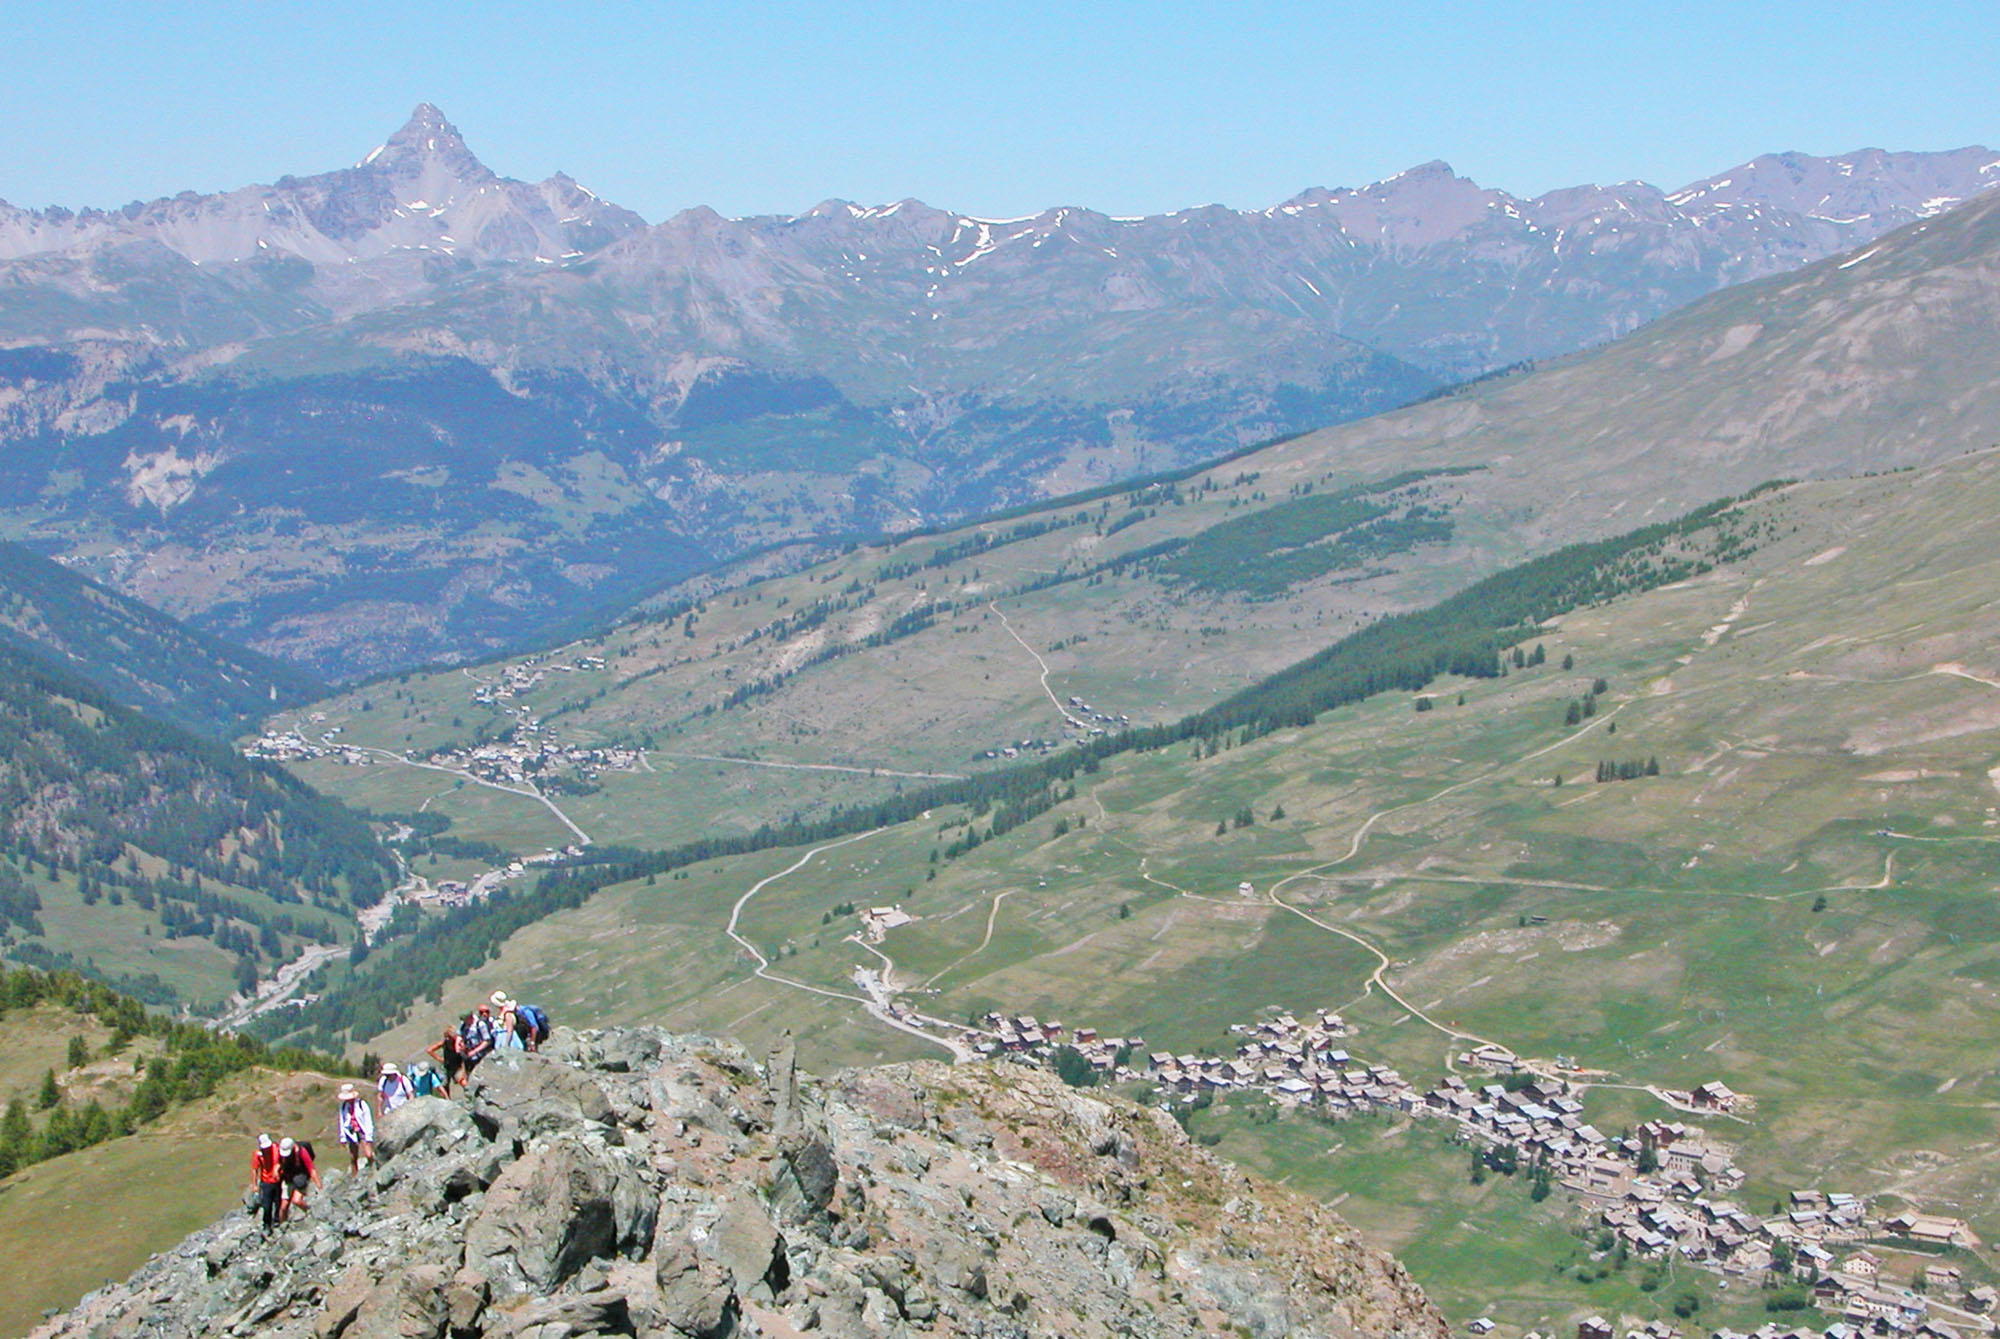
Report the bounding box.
[0,109,1993,679]
[37,1028,1446,1339]
[1,108,1990,376]
[0,104,642,325]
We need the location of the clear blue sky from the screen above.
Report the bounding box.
[4,1,1995,221]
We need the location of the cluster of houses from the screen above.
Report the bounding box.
[244,714,365,764]
[1473,1236,2000,1339]
[1790,1249,1996,1336]
[953,1002,1992,1337]
[465,652,606,710]
[1145,1011,1421,1114]
[977,737,1064,761]
[968,1006,1421,1111]
[360,845,582,942]
[1061,695,1131,737]
[246,650,626,787]
[1556,1306,1989,1339]
[413,725,640,790]
[970,1013,1142,1078]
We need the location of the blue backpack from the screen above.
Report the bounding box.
[412,1067,442,1097]
[517,1004,550,1043]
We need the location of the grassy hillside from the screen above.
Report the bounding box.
[244,193,2000,1326]
[0,967,353,1335]
[322,451,2000,1327]
[0,1068,344,1338]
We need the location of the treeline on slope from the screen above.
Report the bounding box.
[594,424,1341,645]
[1183,486,1779,740]
[261,487,1775,1049]
[686,467,1478,722]
[0,540,325,737]
[1152,468,1473,596]
[0,965,349,1179]
[0,642,394,1003]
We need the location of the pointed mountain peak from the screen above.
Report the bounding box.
[359,103,488,180]
[385,103,465,154]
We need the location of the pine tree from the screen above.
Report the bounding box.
[38,1103,76,1159]
[37,1068,59,1109]
[66,1035,88,1068]
[0,1099,30,1177]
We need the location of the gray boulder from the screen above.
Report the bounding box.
[469,1053,615,1144]
[464,1135,652,1291]
[375,1095,480,1161]
[703,1188,787,1294]
[653,1238,736,1338]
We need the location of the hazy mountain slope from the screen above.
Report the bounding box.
[271,188,2000,865]
[0,110,1990,677]
[0,539,322,735]
[1251,183,2000,543]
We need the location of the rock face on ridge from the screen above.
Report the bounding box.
[36,1027,1446,1339]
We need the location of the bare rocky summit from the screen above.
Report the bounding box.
[37,1028,1445,1339]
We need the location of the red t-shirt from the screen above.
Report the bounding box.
[253,1145,282,1184]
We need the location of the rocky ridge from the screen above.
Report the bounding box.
[37,1028,1445,1339]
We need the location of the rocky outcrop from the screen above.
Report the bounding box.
[35,1027,1449,1339]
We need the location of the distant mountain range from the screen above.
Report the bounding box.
[0,105,1992,676]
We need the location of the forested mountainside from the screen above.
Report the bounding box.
[0,539,323,736]
[0,642,389,1008]
[0,107,1989,677]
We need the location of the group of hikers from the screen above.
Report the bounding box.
[249,990,551,1233]
[424,990,552,1095]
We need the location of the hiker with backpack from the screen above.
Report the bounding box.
[250,1133,283,1234]
[335,1083,376,1174]
[514,1000,551,1052]
[277,1136,321,1221]
[460,1006,498,1075]
[491,991,552,1052]
[425,1027,468,1094]
[491,992,524,1051]
[411,1061,447,1099]
[377,1061,416,1113]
